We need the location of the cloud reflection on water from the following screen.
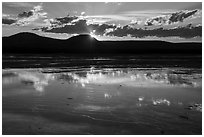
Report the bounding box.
[152,98,171,106]
[2,68,201,93]
[3,70,55,92]
[57,68,201,88]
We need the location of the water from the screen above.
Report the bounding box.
[2,55,202,134]
[3,54,201,68]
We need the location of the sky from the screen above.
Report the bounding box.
[2,2,202,42]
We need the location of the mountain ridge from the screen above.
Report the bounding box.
[3,32,202,55]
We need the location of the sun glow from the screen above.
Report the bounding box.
[90,30,96,38]
[90,33,95,38]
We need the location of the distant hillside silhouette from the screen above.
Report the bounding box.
[3,32,202,55]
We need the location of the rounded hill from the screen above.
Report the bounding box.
[68,34,98,43]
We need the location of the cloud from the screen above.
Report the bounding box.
[2,14,17,25]
[2,13,11,17]
[18,11,34,18]
[81,12,85,16]
[47,15,78,27]
[169,9,198,23]
[34,14,201,39]
[89,24,116,36]
[145,15,169,26]
[2,4,47,26]
[106,24,202,38]
[34,15,117,36]
[2,18,17,25]
[18,4,46,18]
[32,8,201,39]
[43,19,89,34]
[144,9,200,26]
[16,5,47,26]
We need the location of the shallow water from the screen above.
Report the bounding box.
[3,54,202,68]
[2,67,202,135]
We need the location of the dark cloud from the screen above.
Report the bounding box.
[145,21,153,26]
[55,16,78,25]
[43,19,89,34]
[107,25,202,38]
[169,9,198,23]
[145,16,168,26]
[35,16,116,35]
[145,9,198,26]
[45,15,79,28]
[18,11,33,18]
[2,18,17,25]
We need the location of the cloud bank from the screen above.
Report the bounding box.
[32,9,201,39]
[107,24,201,38]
